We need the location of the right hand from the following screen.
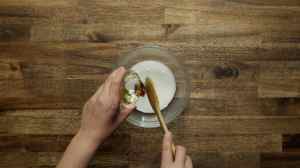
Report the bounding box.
[161,132,193,168]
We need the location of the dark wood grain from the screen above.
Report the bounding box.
[261,152,300,168]
[283,134,300,152]
[1,109,300,135]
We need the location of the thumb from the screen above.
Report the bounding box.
[161,131,173,166]
[117,103,135,124]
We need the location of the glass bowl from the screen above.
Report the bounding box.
[116,45,191,128]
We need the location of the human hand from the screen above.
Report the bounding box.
[161,132,193,168]
[78,67,135,145]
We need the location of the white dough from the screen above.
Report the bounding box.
[131,60,176,113]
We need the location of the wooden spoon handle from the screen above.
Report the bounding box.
[155,107,176,157]
[171,143,176,157]
[145,77,176,158]
[156,110,176,157]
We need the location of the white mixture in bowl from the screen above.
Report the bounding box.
[131,60,176,113]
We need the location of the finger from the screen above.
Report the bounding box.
[104,70,117,93]
[175,146,186,166]
[101,67,124,99]
[107,67,122,83]
[185,156,193,168]
[92,68,116,99]
[110,67,126,94]
[110,67,129,117]
[161,132,173,166]
[116,103,136,124]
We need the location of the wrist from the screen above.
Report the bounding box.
[58,130,101,167]
[76,129,104,149]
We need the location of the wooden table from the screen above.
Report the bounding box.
[1,0,300,167]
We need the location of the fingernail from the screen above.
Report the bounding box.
[112,67,121,77]
[122,103,136,110]
[127,103,136,109]
[113,67,124,76]
[115,67,121,73]
[119,66,126,73]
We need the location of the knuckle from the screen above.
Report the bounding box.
[96,95,104,103]
[109,104,117,111]
[112,79,119,85]
[95,96,105,107]
[162,143,170,151]
[89,97,97,104]
[109,100,119,111]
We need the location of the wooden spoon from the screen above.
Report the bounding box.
[145,77,176,157]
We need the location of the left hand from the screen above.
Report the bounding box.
[78,67,135,144]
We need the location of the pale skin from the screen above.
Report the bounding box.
[57,67,193,168]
